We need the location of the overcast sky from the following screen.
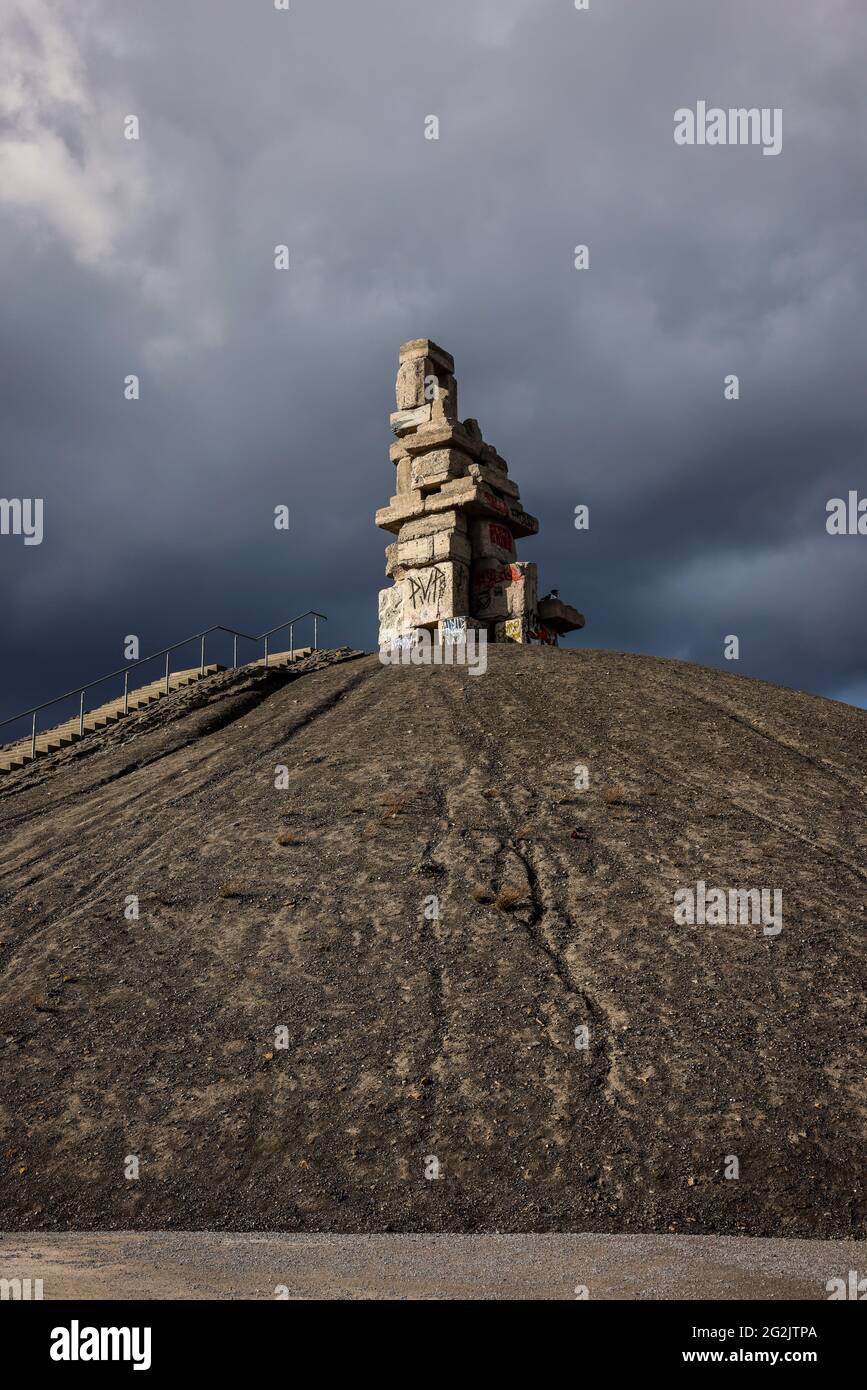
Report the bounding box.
[2,0,866,730]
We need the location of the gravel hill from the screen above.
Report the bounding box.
[0,645,864,1235]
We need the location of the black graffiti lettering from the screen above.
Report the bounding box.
[408,567,447,608]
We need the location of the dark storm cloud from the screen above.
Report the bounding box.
[1,0,866,730]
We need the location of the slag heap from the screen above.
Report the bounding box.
[376,339,585,647]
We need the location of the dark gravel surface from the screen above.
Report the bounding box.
[0,645,864,1236]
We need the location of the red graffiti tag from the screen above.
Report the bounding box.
[472,563,522,592]
[488,522,514,551]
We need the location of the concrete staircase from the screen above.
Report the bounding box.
[0,647,313,775]
[248,647,311,671]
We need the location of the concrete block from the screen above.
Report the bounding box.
[430,378,458,424]
[378,584,405,645]
[401,421,482,459]
[409,447,471,493]
[378,480,539,537]
[376,491,426,533]
[439,615,484,646]
[399,339,455,374]
[496,617,529,644]
[509,561,538,615]
[469,517,516,562]
[386,530,471,578]
[395,356,430,410]
[468,461,520,498]
[395,456,414,494]
[399,510,467,542]
[393,560,470,629]
[471,560,537,623]
[391,404,433,436]
[537,596,586,634]
[504,499,539,538]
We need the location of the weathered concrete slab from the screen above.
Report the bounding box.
[391,404,433,435]
[399,511,468,542]
[397,560,470,629]
[376,483,539,537]
[385,529,472,578]
[395,355,431,410]
[472,559,538,621]
[538,595,586,633]
[401,420,482,458]
[409,447,471,493]
[399,338,455,373]
[468,460,520,498]
[470,517,517,562]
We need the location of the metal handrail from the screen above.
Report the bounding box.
[260,611,327,669]
[0,611,327,755]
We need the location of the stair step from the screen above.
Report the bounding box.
[0,662,228,772]
[248,647,313,669]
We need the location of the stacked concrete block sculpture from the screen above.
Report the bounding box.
[376,339,585,647]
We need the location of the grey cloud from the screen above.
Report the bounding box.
[1,0,865,728]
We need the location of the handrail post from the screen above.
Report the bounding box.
[0,616,332,757]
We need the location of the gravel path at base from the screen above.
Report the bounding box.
[1,1231,863,1300]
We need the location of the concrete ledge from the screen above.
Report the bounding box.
[538,597,586,633]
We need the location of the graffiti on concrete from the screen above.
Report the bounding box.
[375,340,583,648]
[489,522,514,551]
[408,566,447,609]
